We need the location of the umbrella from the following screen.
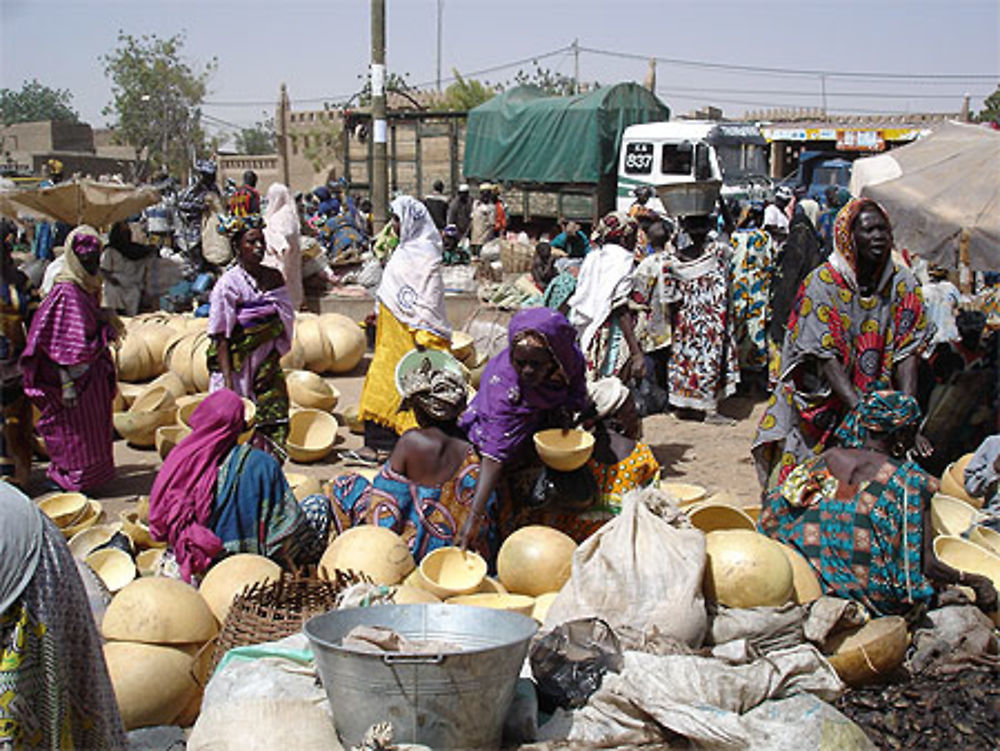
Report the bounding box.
[851,122,1000,272]
[4,178,161,227]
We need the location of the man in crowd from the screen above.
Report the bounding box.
[423,179,449,230]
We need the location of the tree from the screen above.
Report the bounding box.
[234,114,275,155]
[439,70,496,111]
[0,79,79,125]
[101,31,216,180]
[509,61,599,96]
[976,84,1000,126]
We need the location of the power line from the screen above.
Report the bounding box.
[581,44,999,81]
[656,84,989,100]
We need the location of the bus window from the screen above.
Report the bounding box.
[623,142,654,174]
[661,145,692,176]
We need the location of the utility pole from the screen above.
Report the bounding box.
[573,38,579,95]
[820,74,827,117]
[436,0,443,93]
[371,0,388,229]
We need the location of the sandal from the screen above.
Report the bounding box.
[340,448,388,467]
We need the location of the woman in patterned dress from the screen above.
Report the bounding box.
[662,214,740,421]
[759,391,997,617]
[752,197,931,490]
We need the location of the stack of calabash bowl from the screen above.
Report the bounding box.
[113,385,178,448]
[38,491,104,539]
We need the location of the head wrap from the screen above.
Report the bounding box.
[799,199,821,228]
[0,483,44,613]
[458,308,587,462]
[398,355,468,421]
[834,390,922,449]
[263,183,300,247]
[195,159,217,175]
[592,210,638,246]
[148,389,245,581]
[588,377,630,420]
[53,225,103,296]
[218,213,265,238]
[832,197,893,274]
[376,195,450,339]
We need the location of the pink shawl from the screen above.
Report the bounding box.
[148,389,245,581]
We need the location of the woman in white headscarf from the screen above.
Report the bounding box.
[358,195,452,458]
[263,182,303,309]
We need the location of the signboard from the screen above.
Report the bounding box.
[836,129,885,151]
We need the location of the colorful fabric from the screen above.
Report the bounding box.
[459,308,587,462]
[359,306,450,436]
[729,228,774,370]
[632,250,672,352]
[834,390,921,449]
[213,443,328,566]
[759,454,937,615]
[591,210,638,247]
[1,494,126,749]
[586,441,659,512]
[662,243,740,410]
[217,212,265,238]
[543,272,577,311]
[377,195,451,340]
[149,389,244,581]
[207,264,294,449]
[228,185,261,217]
[330,448,497,562]
[753,198,930,487]
[21,278,116,491]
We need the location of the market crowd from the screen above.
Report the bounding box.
[1,157,999,748]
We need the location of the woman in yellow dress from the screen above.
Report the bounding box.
[358,195,451,459]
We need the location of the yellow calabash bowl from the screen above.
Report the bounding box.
[825,616,908,688]
[155,424,191,461]
[659,481,708,506]
[940,455,981,507]
[119,510,166,550]
[775,541,823,604]
[102,577,219,644]
[533,429,595,472]
[930,494,982,537]
[60,500,103,539]
[320,314,366,374]
[418,547,488,599]
[687,502,757,534]
[68,522,123,560]
[446,592,535,616]
[286,409,338,463]
[703,529,794,608]
[85,548,136,593]
[103,642,200,730]
[969,525,1000,557]
[497,525,576,597]
[285,472,322,502]
[392,585,442,604]
[286,370,340,412]
[198,554,282,623]
[38,492,88,528]
[318,526,415,585]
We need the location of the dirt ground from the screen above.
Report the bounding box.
[24,352,769,522]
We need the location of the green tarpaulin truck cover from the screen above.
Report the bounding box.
[463,83,669,185]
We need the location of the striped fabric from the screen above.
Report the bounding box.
[21,282,116,491]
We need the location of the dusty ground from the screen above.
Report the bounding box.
[24,352,769,523]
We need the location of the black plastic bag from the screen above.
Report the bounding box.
[530,618,624,712]
[528,465,597,511]
[633,355,669,417]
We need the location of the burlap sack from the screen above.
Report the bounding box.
[543,487,707,648]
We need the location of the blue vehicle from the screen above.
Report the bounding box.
[781,150,857,203]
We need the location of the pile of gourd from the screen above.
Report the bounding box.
[315,524,576,623]
[111,312,365,460]
[100,553,281,730]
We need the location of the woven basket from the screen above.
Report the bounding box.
[499,240,534,273]
[209,570,363,675]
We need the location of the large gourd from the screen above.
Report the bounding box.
[199,554,281,623]
[104,642,201,730]
[320,313,366,374]
[318,526,414,585]
[497,525,576,596]
[102,577,219,643]
[703,530,794,608]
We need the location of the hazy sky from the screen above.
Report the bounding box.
[3,0,998,144]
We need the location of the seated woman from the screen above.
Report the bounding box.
[149,389,330,582]
[457,308,588,548]
[585,377,660,514]
[759,390,997,617]
[331,354,496,561]
[207,214,295,453]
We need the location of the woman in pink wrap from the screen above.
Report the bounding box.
[148,389,330,582]
[21,226,118,491]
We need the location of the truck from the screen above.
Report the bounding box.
[615,120,772,215]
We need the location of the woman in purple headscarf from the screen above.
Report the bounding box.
[22,226,119,491]
[456,308,587,547]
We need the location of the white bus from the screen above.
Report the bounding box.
[616,121,771,214]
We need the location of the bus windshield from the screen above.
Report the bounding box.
[715,143,768,179]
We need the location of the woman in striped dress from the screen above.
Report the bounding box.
[21,226,119,491]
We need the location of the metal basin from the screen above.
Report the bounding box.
[304,603,538,750]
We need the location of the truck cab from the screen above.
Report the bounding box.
[616,121,771,214]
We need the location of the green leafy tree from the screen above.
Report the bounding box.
[101,31,216,180]
[439,70,496,111]
[234,114,276,155]
[976,84,1000,125]
[0,79,79,125]
[511,62,577,96]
